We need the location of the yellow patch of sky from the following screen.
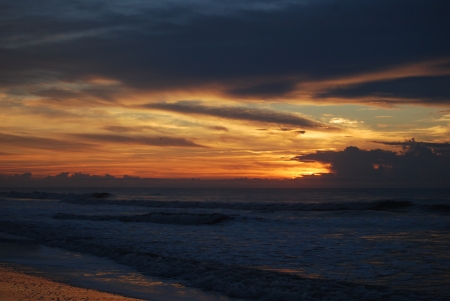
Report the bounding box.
[1,61,449,179]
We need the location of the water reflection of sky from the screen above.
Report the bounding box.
[0,242,236,301]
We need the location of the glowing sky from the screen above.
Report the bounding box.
[1,0,449,180]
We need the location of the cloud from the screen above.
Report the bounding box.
[70,133,204,147]
[225,80,297,98]
[293,141,450,182]
[0,0,449,103]
[316,75,450,104]
[103,126,155,133]
[207,126,228,132]
[328,118,362,126]
[103,126,136,133]
[27,82,122,104]
[0,133,94,151]
[143,102,336,130]
[373,139,450,153]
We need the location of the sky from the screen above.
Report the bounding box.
[1,0,450,186]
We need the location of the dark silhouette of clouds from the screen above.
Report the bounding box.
[0,0,449,102]
[144,102,335,130]
[103,126,137,133]
[30,85,121,104]
[208,126,228,132]
[374,139,450,152]
[70,133,204,147]
[103,126,155,133]
[226,81,297,98]
[0,133,94,151]
[316,75,450,104]
[293,140,450,182]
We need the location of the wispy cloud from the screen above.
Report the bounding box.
[315,75,450,105]
[143,102,337,130]
[103,126,155,133]
[0,133,94,151]
[373,139,450,152]
[207,126,229,132]
[70,133,205,147]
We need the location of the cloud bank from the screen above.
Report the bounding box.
[293,140,450,183]
[0,0,449,104]
[71,133,204,147]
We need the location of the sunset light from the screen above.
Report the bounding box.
[1,2,450,300]
[1,0,449,186]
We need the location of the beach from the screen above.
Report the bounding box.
[0,240,235,301]
[0,266,145,301]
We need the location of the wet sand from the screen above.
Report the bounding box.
[0,241,234,301]
[0,266,146,301]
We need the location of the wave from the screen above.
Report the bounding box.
[53,212,231,225]
[0,220,443,301]
[3,191,449,215]
[0,191,112,200]
[0,191,68,200]
[62,197,416,212]
[425,204,450,213]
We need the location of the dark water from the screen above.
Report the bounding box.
[0,188,449,300]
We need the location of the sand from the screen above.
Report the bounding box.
[0,266,146,301]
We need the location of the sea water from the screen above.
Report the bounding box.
[0,188,449,300]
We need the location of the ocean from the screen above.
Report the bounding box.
[0,188,449,300]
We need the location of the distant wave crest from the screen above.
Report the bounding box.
[0,191,112,200]
[3,191,449,214]
[62,197,416,212]
[53,212,231,225]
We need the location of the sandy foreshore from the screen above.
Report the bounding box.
[0,266,146,301]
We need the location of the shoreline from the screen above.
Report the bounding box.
[0,241,235,301]
[0,265,145,301]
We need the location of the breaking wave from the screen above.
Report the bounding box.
[53,212,232,225]
[2,191,449,215]
[63,197,416,212]
[425,204,450,213]
[0,220,443,301]
[0,191,112,200]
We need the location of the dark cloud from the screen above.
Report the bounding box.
[0,133,94,151]
[71,133,204,147]
[103,126,155,133]
[293,141,450,182]
[316,75,450,104]
[0,0,449,102]
[225,80,297,98]
[207,126,228,132]
[143,102,335,130]
[374,139,450,153]
[103,126,136,133]
[33,88,80,100]
[29,84,121,104]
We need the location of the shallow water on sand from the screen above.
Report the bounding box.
[0,242,237,301]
